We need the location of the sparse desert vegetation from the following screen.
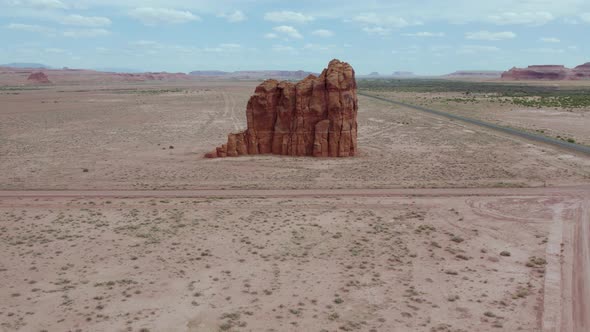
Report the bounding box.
[359,79,590,146]
[0,79,588,331]
[0,193,567,331]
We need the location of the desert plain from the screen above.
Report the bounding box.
[1,77,589,332]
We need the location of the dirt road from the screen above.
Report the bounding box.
[1,186,588,331]
[572,199,590,331]
[0,185,588,199]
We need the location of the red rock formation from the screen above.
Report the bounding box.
[501,65,571,80]
[501,63,590,80]
[573,63,590,79]
[205,59,358,158]
[27,72,51,84]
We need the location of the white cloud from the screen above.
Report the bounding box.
[353,13,422,36]
[457,45,501,54]
[6,23,54,35]
[391,45,420,54]
[127,40,202,56]
[5,0,67,9]
[272,44,296,52]
[302,43,332,51]
[63,28,110,38]
[273,25,303,39]
[204,47,222,53]
[312,29,333,37]
[581,13,590,22]
[61,14,111,27]
[129,7,200,25]
[402,32,445,37]
[219,43,240,49]
[218,10,246,23]
[264,33,278,39]
[465,31,516,41]
[353,13,419,28]
[44,47,65,53]
[488,12,554,25]
[204,43,241,53]
[264,11,313,24]
[525,47,565,54]
[540,37,560,43]
[131,40,162,48]
[362,26,390,36]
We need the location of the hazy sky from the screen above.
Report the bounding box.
[1,0,589,74]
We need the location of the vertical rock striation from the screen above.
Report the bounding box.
[205,59,358,158]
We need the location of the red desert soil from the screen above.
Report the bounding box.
[0,78,589,331]
[0,186,588,331]
[1,81,589,190]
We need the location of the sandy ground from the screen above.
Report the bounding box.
[1,187,587,332]
[1,82,589,191]
[1,80,590,331]
[375,90,590,146]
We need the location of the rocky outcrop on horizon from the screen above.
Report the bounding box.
[205,59,358,158]
[572,63,590,79]
[0,66,192,85]
[27,72,51,84]
[445,71,502,79]
[2,63,49,69]
[114,72,189,82]
[189,70,317,80]
[392,71,415,77]
[501,63,590,80]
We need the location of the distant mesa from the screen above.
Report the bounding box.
[573,62,590,79]
[95,67,144,73]
[189,70,317,80]
[368,72,380,76]
[392,71,415,77]
[190,70,230,76]
[27,72,51,84]
[445,71,502,79]
[501,63,590,80]
[114,72,189,82]
[2,62,49,69]
[205,59,358,159]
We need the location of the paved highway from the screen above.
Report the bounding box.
[359,92,590,156]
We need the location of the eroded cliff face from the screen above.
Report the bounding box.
[205,59,358,158]
[501,63,590,80]
[573,63,590,79]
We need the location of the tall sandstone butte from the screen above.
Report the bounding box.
[205,59,358,158]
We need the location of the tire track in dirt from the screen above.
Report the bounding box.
[572,199,590,331]
[221,90,240,132]
[0,186,588,199]
[542,203,564,331]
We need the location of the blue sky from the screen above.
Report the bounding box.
[1,0,589,74]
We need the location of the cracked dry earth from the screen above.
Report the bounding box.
[1,190,585,332]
